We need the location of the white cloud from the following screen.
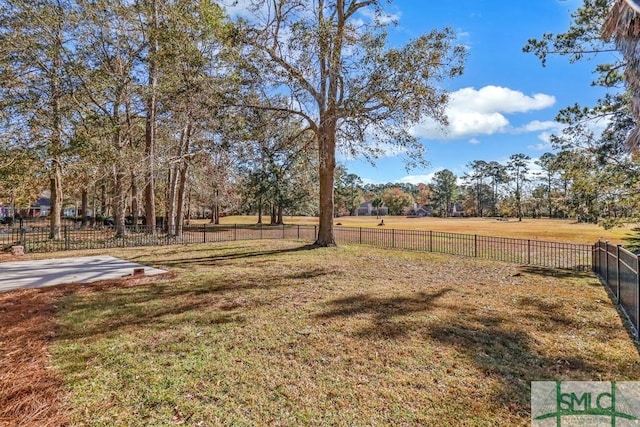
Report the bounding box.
[517,120,563,133]
[411,85,557,140]
[396,167,446,185]
[360,177,378,185]
[450,86,555,114]
[527,132,555,151]
[469,138,480,145]
[397,173,437,185]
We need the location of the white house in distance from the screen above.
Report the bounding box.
[356,202,388,216]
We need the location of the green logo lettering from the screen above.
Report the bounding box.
[533,381,638,426]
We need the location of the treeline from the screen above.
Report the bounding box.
[1,0,638,240]
[0,0,465,246]
[0,1,322,236]
[334,148,640,226]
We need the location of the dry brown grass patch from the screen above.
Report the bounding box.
[0,272,172,427]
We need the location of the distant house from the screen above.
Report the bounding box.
[357,202,388,216]
[450,203,464,217]
[415,205,434,217]
[28,197,51,217]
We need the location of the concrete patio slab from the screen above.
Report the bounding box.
[0,255,167,292]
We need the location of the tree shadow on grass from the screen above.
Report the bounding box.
[135,244,320,269]
[2,243,335,346]
[518,265,596,280]
[425,316,596,418]
[52,267,332,342]
[315,287,611,419]
[316,289,452,339]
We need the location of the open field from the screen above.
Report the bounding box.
[2,240,639,426]
[192,216,636,245]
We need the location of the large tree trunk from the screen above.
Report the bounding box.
[144,0,158,230]
[80,189,88,228]
[257,198,262,224]
[315,121,336,247]
[277,205,284,225]
[270,204,276,225]
[212,189,220,225]
[100,182,106,217]
[167,166,178,235]
[49,171,62,239]
[175,164,188,237]
[131,171,138,229]
[49,22,63,240]
[168,121,191,235]
[185,189,191,226]
[113,163,127,238]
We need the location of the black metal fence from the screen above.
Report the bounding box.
[592,240,640,336]
[1,223,592,271]
[331,226,591,270]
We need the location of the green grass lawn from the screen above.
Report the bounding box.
[49,240,640,426]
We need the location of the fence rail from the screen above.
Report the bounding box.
[1,223,592,270]
[592,240,640,336]
[331,226,591,270]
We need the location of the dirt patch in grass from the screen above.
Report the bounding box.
[0,273,172,427]
[35,240,640,426]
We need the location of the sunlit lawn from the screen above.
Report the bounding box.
[48,240,640,426]
[190,215,635,245]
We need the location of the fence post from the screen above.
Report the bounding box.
[19,227,26,247]
[605,241,610,285]
[64,226,70,250]
[392,229,395,248]
[429,230,433,252]
[234,224,237,241]
[260,222,263,239]
[359,227,362,245]
[474,235,478,258]
[203,224,206,243]
[297,224,300,240]
[527,240,531,265]
[617,245,622,304]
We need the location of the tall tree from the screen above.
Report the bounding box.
[603,0,640,151]
[371,195,384,219]
[415,183,432,207]
[0,0,79,239]
[382,187,414,216]
[535,152,558,218]
[485,161,508,216]
[464,160,488,217]
[524,0,640,226]
[506,153,531,222]
[236,0,466,246]
[335,166,363,216]
[431,169,458,217]
[142,0,159,230]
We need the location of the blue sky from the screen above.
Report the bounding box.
[339,0,613,185]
